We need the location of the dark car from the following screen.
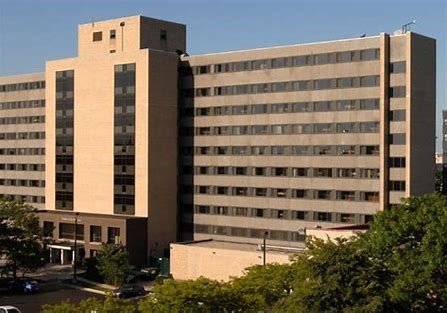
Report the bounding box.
[8,279,39,294]
[139,267,159,281]
[112,284,145,298]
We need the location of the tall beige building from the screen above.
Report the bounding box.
[0,15,436,265]
[179,32,435,247]
[39,15,185,265]
[0,73,46,208]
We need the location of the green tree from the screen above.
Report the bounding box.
[42,295,136,313]
[96,243,133,286]
[275,193,447,312]
[364,193,447,311]
[0,198,47,278]
[139,277,261,312]
[231,263,294,310]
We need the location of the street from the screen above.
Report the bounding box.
[0,287,104,313]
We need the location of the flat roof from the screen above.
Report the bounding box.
[175,239,306,254]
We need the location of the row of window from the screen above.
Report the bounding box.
[194,121,380,137]
[0,132,45,140]
[0,81,45,93]
[0,115,45,125]
[0,194,45,204]
[0,163,45,171]
[192,205,373,224]
[186,99,380,117]
[0,147,45,155]
[0,179,45,187]
[185,145,380,157]
[193,224,301,242]
[187,166,380,179]
[186,75,381,97]
[56,222,121,244]
[191,185,381,202]
[189,49,381,75]
[0,99,45,110]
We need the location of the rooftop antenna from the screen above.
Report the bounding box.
[401,20,416,34]
[120,22,125,51]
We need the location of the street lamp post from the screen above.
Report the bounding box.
[263,231,268,266]
[73,212,79,283]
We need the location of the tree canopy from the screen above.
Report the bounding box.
[0,198,47,278]
[96,243,134,286]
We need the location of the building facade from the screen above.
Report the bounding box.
[0,15,436,264]
[0,73,46,208]
[178,32,435,247]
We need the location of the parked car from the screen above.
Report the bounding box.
[112,284,145,298]
[8,279,39,294]
[139,267,159,281]
[0,306,22,313]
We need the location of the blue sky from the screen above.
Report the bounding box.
[0,0,445,149]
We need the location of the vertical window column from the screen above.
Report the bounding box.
[114,63,136,215]
[55,70,74,210]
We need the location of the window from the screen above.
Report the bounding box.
[271,103,289,113]
[316,190,332,200]
[293,124,311,134]
[254,188,267,197]
[293,211,307,220]
[273,167,287,176]
[362,192,379,202]
[272,146,286,155]
[217,147,229,155]
[233,146,248,155]
[196,108,211,116]
[340,214,355,223]
[217,167,229,175]
[59,223,84,240]
[360,99,379,110]
[93,31,102,42]
[337,168,357,178]
[360,75,380,87]
[235,167,247,175]
[252,104,268,114]
[253,167,266,176]
[292,168,308,177]
[390,180,406,191]
[110,30,116,39]
[314,146,334,155]
[337,100,356,111]
[216,186,229,195]
[271,209,286,219]
[390,110,406,121]
[252,59,269,70]
[390,61,405,73]
[214,206,228,215]
[314,79,332,90]
[361,169,380,179]
[234,207,248,216]
[336,123,355,133]
[293,102,311,112]
[107,227,121,244]
[315,168,332,177]
[390,133,406,145]
[43,221,54,238]
[253,208,265,218]
[272,125,288,134]
[252,125,268,135]
[90,225,102,242]
[360,145,379,155]
[271,57,288,68]
[233,187,248,196]
[359,122,379,133]
[314,101,331,112]
[274,189,288,198]
[292,146,311,156]
[314,123,333,133]
[196,205,210,214]
[360,49,379,61]
[252,146,269,155]
[336,51,353,63]
[233,126,249,135]
[337,191,356,201]
[292,55,310,66]
[390,86,406,98]
[233,105,249,115]
[314,53,332,65]
[337,77,353,88]
[160,29,167,41]
[315,212,332,222]
[195,66,210,75]
[389,157,406,168]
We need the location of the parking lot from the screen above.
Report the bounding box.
[0,286,104,313]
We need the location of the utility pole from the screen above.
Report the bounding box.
[263,231,268,266]
[73,212,79,283]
